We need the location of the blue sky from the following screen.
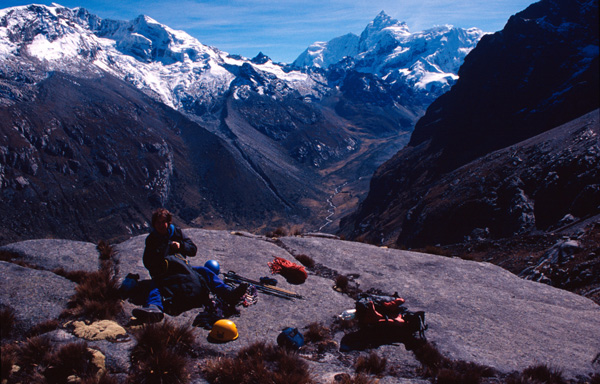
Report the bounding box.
[3,0,537,63]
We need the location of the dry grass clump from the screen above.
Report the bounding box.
[26,319,60,338]
[0,306,16,339]
[411,341,494,384]
[128,321,196,384]
[303,322,331,343]
[60,242,122,320]
[506,364,566,384]
[335,275,350,291]
[0,250,18,262]
[333,274,362,298]
[202,342,314,384]
[354,352,387,376]
[295,254,315,268]
[332,373,378,384]
[266,225,304,238]
[1,336,116,384]
[97,240,115,261]
[97,240,119,276]
[61,267,122,320]
[302,322,337,354]
[266,227,288,238]
[52,268,91,284]
[1,344,17,383]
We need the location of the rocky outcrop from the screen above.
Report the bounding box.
[1,230,599,382]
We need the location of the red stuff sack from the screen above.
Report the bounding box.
[268,257,307,285]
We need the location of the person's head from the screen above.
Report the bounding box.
[151,208,172,235]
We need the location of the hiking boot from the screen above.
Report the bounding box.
[226,283,249,304]
[132,305,164,323]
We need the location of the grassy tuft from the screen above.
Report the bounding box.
[0,305,16,339]
[53,268,92,284]
[15,336,53,373]
[2,337,113,384]
[410,341,495,383]
[266,227,288,238]
[335,275,349,291]
[304,322,331,343]
[1,344,17,382]
[131,321,196,363]
[332,372,378,384]
[129,321,196,384]
[129,347,189,384]
[354,352,387,376]
[202,342,314,384]
[61,267,122,320]
[295,254,315,268]
[44,342,98,383]
[26,319,60,337]
[437,366,482,384]
[506,364,567,384]
[97,240,115,261]
[59,241,123,321]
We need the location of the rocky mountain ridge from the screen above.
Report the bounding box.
[1,231,599,382]
[0,4,483,244]
[340,0,600,248]
[294,11,483,97]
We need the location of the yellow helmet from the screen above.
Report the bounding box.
[209,319,238,342]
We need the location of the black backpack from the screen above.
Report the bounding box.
[155,255,210,316]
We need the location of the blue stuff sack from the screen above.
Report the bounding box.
[277,327,304,350]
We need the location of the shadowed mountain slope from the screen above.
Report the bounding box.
[0,72,314,244]
[340,0,600,247]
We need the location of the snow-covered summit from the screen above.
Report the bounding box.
[358,11,411,53]
[293,33,359,68]
[293,11,484,93]
[1,4,482,118]
[0,3,322,109]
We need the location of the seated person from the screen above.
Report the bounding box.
[133,208,246,322]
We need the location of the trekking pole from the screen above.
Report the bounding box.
[224,275,299,300]
[224,271,304,300]
[225,271,303,299]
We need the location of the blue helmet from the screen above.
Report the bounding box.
[204,259,220,275]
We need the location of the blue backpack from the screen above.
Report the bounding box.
[277,327,304,350]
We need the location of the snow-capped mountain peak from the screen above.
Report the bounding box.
[293,33,359,68]
[359,11,411,52]
[1,3,250,108]
[1,3,482,118]
[0,3,331,110]
[294,11,484,95]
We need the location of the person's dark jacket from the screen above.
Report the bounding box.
[143,224,197,278]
